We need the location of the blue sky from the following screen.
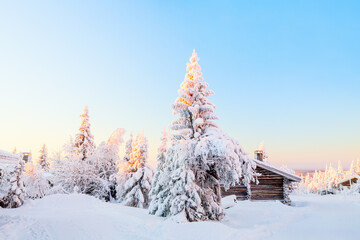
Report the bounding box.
[0,0,359,169]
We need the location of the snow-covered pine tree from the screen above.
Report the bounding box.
[348,160,357,177]
[171,50,219,140]
[337,160,343,176]
[89,128,125,200]
[122,134,133,163]
[23,161,50,199]
[74,106,96,160]
[0,168,11,208]
[53,107,105,198]
[149,50,256,222]
[118,133,153,208]
[114,134,133,201]
[91,128,125,180]
[5,155,26,208]
[104,128,125,181]
[356,159,360,174]
[149,130,168,210]
[38,144,49,170]
[53,136,107,198]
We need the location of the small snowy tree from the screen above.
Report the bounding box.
[38,144,49,170]
[337,160,344,177]
[74,106,96,160]
[114,134,133,200]
[122,134,133,163]
[347,160,357,178]
[118,133,153,208]
[90,128,125,180]
[149,50,256,221]
[356,159,360,174]
[89,128,125,200]
[4,156,26,208]
[0,167,11,208]
[52,137,108,199]
[149,130,168,206]
[23,161,50,199]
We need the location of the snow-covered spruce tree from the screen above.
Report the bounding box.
[89,128,125,200]
[90,128,125,181]
[74,106,96,160]
[149,50,256,222]
[53,135,108,199]
[114,134,133,200]
[38,144,49,170]
[0,167,11,208]
[5,155,26,208]
[122,134,133,163]
[53,107,111,198]
[118,133,153,208]
[23,161,50,199]
[148,130,168,206]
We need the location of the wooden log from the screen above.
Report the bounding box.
[251,187,284,190]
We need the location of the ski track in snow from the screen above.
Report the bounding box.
[0,194,359,240]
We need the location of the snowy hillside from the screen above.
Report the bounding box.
[0,194,359,240]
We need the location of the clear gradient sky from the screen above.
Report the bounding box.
[0,1,359,169]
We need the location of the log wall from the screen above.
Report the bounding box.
[340,178,358,187]
[221,183,248,200]
[221,166,287,202]
[250,167,284,201]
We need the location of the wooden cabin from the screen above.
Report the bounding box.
[221,150,301,205]
[337,175,360,188]
[0,150,18,168]
[0,150,19,179]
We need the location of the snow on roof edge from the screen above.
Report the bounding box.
[253,159,301,182]
[336,174,360,185]
[0,149,19,166]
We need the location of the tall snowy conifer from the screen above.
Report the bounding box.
[118,133,153,208]
[149,50,256,222]
[38,144,49,170]
[74,106,96,160]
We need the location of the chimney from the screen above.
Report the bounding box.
[254,150,264,161]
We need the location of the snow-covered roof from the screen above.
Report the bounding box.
[336,175,360,185]
[253,159,301,182]
[0,150,19,167]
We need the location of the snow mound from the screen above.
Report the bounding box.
[222,195,237,209]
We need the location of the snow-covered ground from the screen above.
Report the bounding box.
[0,194,359,240]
